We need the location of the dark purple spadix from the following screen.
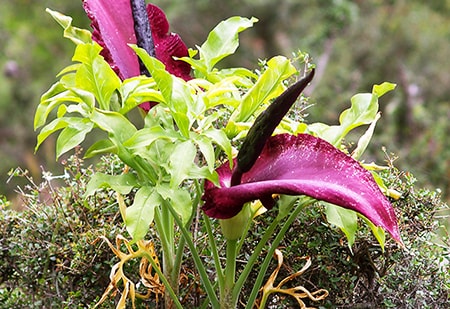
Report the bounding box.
[130,0,155,76]
[82,0,191,111]
[231,69,315,186]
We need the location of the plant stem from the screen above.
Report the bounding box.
[154,203,178,308]
[233,215,280,302]
[258,289,273,309]
[244,198,314,308]
[221,239,238,309]
[166,201,220,308]
[140,250,183,309]
[203,213,225,289]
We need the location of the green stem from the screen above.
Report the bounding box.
[244,198,314,308]
[236,208,254,253]
[203,213,225,289]
[172,181,203,300]
[195,180,225,292]
[153,207,174,270]
[154,204,177,308]
[221,239,238,309]
[232,215,280,302]
[117,144,157,184]
[165,202,220,308]
[233,197,302,297]
[194,180,225,291]
[141,250,183,309]
[173,235,185,283]
[258,288,274,309]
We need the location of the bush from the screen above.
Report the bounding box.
[0,150,125,308]
[1,150,448,308]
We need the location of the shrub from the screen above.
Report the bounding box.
[1,150,448,308]
[0,150,124,308]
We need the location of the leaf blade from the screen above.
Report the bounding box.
[125,186,160,241]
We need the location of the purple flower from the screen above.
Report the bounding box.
[202,133,401,242]
[82,0,191,111]
[202,69,401,242]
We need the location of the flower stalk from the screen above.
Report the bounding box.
[221,239,238,309]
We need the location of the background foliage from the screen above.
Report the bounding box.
[1,0,449,205]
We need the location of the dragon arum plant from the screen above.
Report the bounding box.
[34,1,402,308]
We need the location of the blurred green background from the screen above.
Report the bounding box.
[1,0,449,206]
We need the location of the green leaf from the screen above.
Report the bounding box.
[156,184,192,226]
[60,71,77,88]
[360,215,387,251]
[66,87,96,111]
[35,83,75,129]
[197,16,258,71]
[36,116,93,154]
[351,112,381,159]
[57,63,80,77]
[123,126,180,152]
[74,43,121,110]
[277,195,299,220]
[85,139,116,158]
[126,186,160,241]
[224,121,252,140]
[202,128,233,163]
[167,140,217,187]
[132,46,175,101]
[57,104,67,118]
[339,93,378,131]
[200,76,242,109]
[120,76,164,114]
[46,8,92,45]
[90,109,137,143]
[372,82,396,97]
[36,117,70,151]
[168,140,197,187]
[192,134,215,172]
[56,119,94,157]
[229,56,297,125]
[72,42,102,64]
[84,173,139,197]
[133,46,192,136]
[325,203,358,250]
[142,104,173,129]
[179,56,207,77]
[309,91,382,145]
[218,67,258,86]
[370,171,389,195]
